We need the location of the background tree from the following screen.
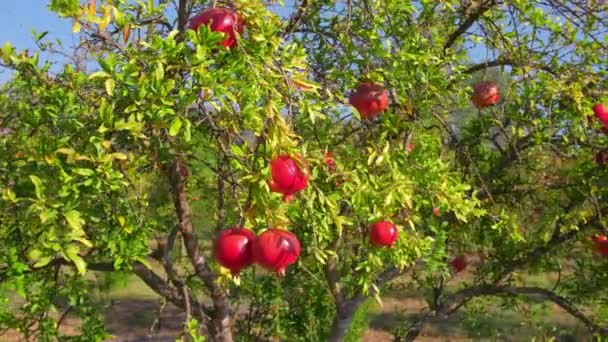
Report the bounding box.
[1,0,607,341]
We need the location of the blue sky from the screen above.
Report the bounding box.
[0,2,76,81]
[0,2,75,51]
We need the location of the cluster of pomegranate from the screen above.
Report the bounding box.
[214,226,301,276]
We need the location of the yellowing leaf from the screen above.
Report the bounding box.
[88,0,96,16]
[64,210,84,232]
[105,78,115,96]
[72,20,81,33]
[65,246,87,276]
[169,117,182,136]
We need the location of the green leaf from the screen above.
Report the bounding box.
[169,117,182,136]
[2,42,14,64]
[29,175,44,199]
[65,245,87,276]
[105,78,115,96]
[154,63,165,82]
[33,256,53,268]
[89,71,110,79]
[64,210,84,231]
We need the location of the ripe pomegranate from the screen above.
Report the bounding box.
[214,227,256,275]
[596,149,608,167]
[188,8,243,49]
[253,228,301,276]
[593,103,608,126]
[471,81,500,108]
[369,221,399,247]
[268,154,309,202]
[348,82,389,119]
[450,255,467,273]
[592,235,608,256]
[324,152,337,173]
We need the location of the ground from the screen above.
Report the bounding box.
[2,268,593,341]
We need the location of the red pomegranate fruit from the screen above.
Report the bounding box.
[214,227,256,275]
[450,255,467,273]
[348,82,389,119]
[471,81,500,108]
[593,103,608,126]
[268,154,309,202]
[596,149,608,167]
[188,8,243,49]
[369,221,399,247]
[253,228,301,276]
[592,235,608,256]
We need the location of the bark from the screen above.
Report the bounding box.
[167,160,233,342]
[327,295,366,342]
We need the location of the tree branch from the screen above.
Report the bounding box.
[442,285,608,335]
[443,0,498,52]
[464,57,557,75]
[177,0,189,32]
[166,159,233,341]
[282,0,310,37]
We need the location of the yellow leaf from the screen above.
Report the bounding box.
[291,78,319,92]
[72,20,81,33]
[89,0,96,16]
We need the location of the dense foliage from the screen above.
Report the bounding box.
[1,0,607,341]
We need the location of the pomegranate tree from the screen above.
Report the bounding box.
[348,82,389,119]
[214,227,256,275]
[253,228,301,276]
[188,7,243,49]
[268,154,309,202]
[369,221,399,247]
[471,81,500,108]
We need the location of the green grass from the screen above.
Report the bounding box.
[344,298,374,342]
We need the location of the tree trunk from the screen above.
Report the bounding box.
[167,160,234,342]
[208,312,233,342]
[327,296,366,342]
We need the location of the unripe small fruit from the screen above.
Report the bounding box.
[324,152,337,173]
[369,221,399,247]
[433,207,441,217]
